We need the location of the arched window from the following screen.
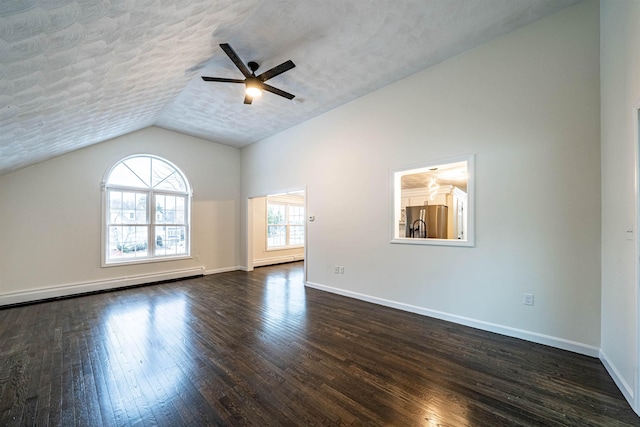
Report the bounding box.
[102,155,191,265]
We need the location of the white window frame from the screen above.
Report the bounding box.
[101,155,192,266]
[266,198,305,250]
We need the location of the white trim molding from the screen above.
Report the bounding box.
[305,281,600,358]
[634,98,640,416]
[390,153,475,247]
[600,349,635,406]
[204,266,243,275]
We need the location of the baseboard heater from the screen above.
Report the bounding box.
[0,266,205,308]
[253,255,304,267]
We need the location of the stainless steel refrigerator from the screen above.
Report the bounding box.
[405,205,448,239]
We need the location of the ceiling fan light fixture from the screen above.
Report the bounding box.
[245,84,262,98]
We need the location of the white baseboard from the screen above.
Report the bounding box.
[204,266,243,275]
[600,349,636,412]
[0,267,205,306]
[253,255,304,267]
[305,281,600,358]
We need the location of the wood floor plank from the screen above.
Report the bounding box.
[1,261,639,426]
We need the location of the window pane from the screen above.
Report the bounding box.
[290,225,305,245]
[134,193,147,224]
[267,204,286,225]
[267,225,286,247]
[156,194,165,223]
[156,194,186,225]
[124,157,152,187]
[152,158,186,192]
[109,191,123,224]
[175,197,185,223]
[108,226,148,260]
[166,195,176,211]
[109,191,147,224]
[155,226,187,256]
[289,205,305,225]
[107,162,149,188]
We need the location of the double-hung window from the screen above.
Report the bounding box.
[267,197,305,249]
[103,155,191,265]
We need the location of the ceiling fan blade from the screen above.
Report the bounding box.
[220,43,252,78]
[262,83,295,100]
[257,60,296,82]
[244,94,253,104]
[201,76,246,83]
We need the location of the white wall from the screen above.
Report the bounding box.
[242,1,601,354]
[600,0,640,411]
[0,126,241,303]
[252,195,304,266]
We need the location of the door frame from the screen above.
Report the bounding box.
[246,187,308,283]
[635,102,640,414]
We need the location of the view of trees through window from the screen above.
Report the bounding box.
[104,155,190,264]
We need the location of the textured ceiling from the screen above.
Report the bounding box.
[402,161,468,191]
[0,0,582,176]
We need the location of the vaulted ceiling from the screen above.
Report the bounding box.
[0,0,582,176]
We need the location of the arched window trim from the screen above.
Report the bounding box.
[101,154,192,267]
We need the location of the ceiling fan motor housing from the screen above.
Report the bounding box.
[248,61,260,74]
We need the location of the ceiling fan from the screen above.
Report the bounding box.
[201,43,296,104]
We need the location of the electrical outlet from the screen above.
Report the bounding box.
[523,293,534,306]
[339,266,344,274]
[334,265,340,274]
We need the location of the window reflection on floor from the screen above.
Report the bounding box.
[262,264,307,330]
[103,295,188,416]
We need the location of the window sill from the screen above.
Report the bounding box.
[390,238,474,247]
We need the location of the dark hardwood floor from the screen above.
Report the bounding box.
[1,261,638,426]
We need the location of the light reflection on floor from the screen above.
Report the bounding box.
[262,264,307,331]
[96,263,308,422]
[103,294,189,420]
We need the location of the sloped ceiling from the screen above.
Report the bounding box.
[0,0,582,176]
